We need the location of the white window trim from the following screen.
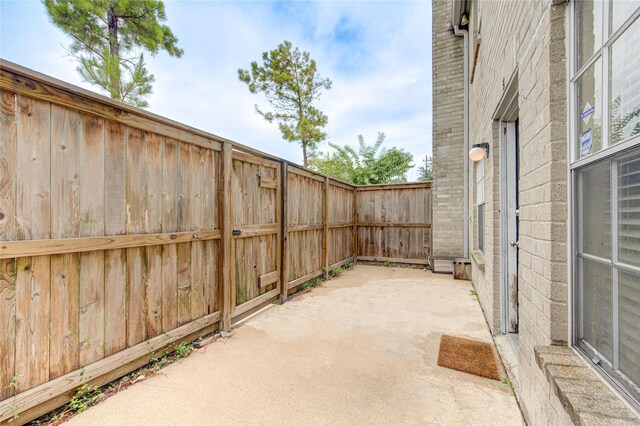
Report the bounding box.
[569,0,640,410]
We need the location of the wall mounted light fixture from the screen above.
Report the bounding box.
[469,142,489,162]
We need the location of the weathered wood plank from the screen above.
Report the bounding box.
[176,142,192,326]
[323,177,329,279]
[161,138,178,332]
[0,90,16,241]
[0,229,222,259]
[49,254,79,378]
[49,101,81,379]
[15,257,51,393]
[220,142,232,331]
[356,256,429,265]
[259,270,279,288]
[355,222,432,228]
[190,147,206,320]
[104,121,127,356]
[355,182,431,191]
[259,175,277,189]
[78,113,105,366]
[233,287,279,318]
[15,95,51,392]
[126,128,147,345]
[0,259,16,400]
[145,133,163,339]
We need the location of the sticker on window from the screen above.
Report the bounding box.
[580,129,593,157]
[580,102,595,124]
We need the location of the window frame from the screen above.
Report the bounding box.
[569,0,640,409]
[476,158,485,252]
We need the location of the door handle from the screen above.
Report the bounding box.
[232,229,242,236]
[510,240,519,248]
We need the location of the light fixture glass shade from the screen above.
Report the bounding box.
[469,146,486,161]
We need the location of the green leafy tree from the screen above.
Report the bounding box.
[416,155,433,181]
[309,132,414,185]
[44,0,184,107]
[238,41,332,167]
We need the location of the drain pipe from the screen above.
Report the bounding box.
[453,24,470,259]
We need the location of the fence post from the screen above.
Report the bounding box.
[352,187,358,264]
[323,176,329,279]
[220,141,233,331]
[278,163,287,304]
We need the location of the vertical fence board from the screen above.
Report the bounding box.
[176,142,192,325]
[15,95,51,392]
[0,90,17,400]
[0,90,16,241]
[104,122,127,356]
[51,109,81,373]
[190,147,206,320]
[126,128,147,345]
[220,143,232,330]
[145,133,163,339]
[203,150,218,313]
[161,138,178,331]
[78,114,105,366]
[0,259,16,400]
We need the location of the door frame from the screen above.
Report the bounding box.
[500,120,519,333]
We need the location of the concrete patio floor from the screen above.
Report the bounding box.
[69,265,524,425]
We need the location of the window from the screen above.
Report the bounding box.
[572,0,640,407]
[477,158,485,252]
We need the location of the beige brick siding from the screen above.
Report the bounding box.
[432,0,572,423]
[432,0,465,258]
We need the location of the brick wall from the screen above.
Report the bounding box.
[432,0,465,258]
[432,0,573,423]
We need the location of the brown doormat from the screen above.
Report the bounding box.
[437,334,500,380]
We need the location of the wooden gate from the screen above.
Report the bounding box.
[230,151,282,319]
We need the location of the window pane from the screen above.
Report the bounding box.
[577,59,603,158]
[580,161,611,258]
[579,258,613,361]
[619,269,640,391]
[618,151,640,267]
[610,0,640,35]
[610,17,640,145]
[576,0,603,71]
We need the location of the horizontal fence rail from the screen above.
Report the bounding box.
[0,59,431,424]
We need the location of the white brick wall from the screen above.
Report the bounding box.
[432,0,573,423]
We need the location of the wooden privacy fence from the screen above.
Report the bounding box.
[356,183,432,265]
[0,60,430,424]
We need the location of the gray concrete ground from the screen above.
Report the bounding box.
[69,265,524,425]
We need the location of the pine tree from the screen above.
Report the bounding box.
[238,41,332,167]
[44,0,183,107]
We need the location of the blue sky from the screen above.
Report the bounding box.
[0,0,432,179]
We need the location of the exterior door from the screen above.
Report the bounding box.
[505,121,520,333]
[230,151,281,318]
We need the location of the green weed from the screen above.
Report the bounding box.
[174,342,194,358]
[68,385,104,414]
[331,266,342,277]
[500,376,516,392]
[383,259,395,267]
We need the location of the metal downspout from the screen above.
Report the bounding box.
[453,24,469,259]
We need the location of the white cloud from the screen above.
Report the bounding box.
[0,0,432,179]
